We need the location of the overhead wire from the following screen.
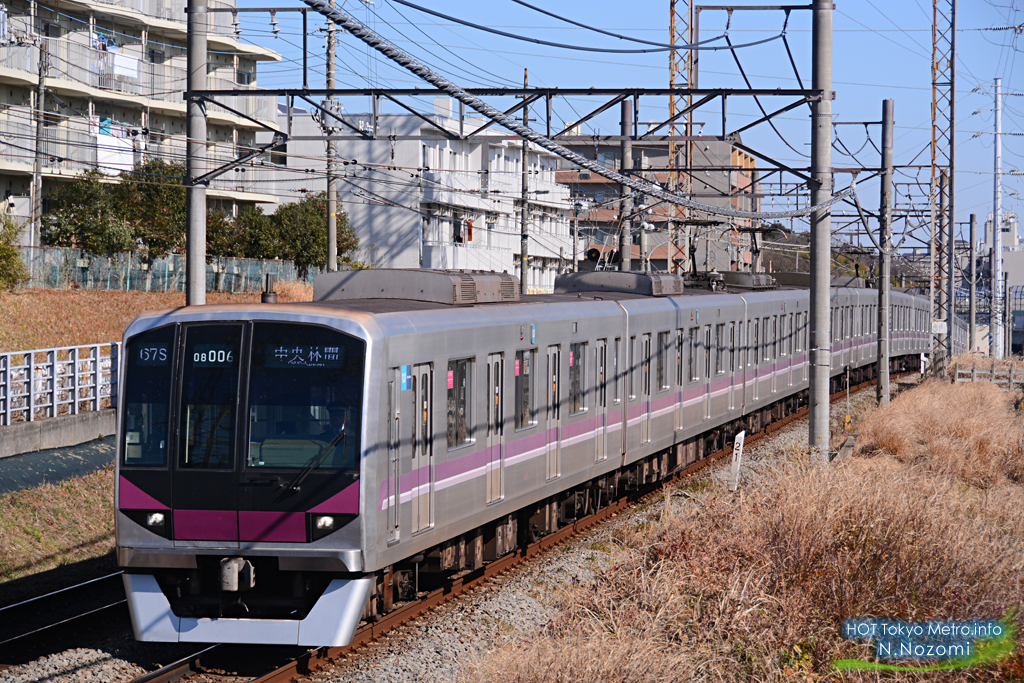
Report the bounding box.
[388,0,785,54]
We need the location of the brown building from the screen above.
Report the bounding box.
[555,138,760,273]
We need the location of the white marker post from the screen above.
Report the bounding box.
[728,430,746,492]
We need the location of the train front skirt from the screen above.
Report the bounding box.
[123,573,374,646]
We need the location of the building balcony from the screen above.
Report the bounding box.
[0,38,277,128]
[422,241,513,273]
[421,170,490,211]
[52,0,279,58]
[206,152,276,201]
[0,118,276,203]
[488,172,570,210]
[0,117,97,174]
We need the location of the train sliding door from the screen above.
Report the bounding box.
[391,362,431,540]
[702,325,711,420]
[727,323,737,411]
[486,353,504,504]
[545,345,561,481]
[595,339,608,463]
[641,333,652,444]
[409,364,433,533]
[387,376,400,544]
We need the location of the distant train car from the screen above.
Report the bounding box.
[116,269,960,646]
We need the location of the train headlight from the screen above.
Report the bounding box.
[307,513,356,541]
[122,509,172,538]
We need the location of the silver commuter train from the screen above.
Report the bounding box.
[116,269,964,646]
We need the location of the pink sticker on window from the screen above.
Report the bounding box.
[447,370,454,389]
[569,351,573,367]
[515,359,520,376]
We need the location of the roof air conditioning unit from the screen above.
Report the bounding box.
[578,169,591,180]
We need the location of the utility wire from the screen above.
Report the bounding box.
[302,0,853,221]
[389,0,784,54]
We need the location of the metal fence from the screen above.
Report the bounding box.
[19,247,321,292]
[1,343,119,425]
[951,360,1024,391]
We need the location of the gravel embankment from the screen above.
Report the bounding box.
[0,388,883,683]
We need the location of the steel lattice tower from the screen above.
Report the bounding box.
[930,0,956,359]
[669,0,693,273]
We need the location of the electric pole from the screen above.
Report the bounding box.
[938,171,948,361]
[519,69,530,295]
[877,99,893,406]
[326,0,338,272]
[993,77,1003,358]
[969,213,976,351]
[31,41,46,250]
[185,0,208,306]
[945,168,955,361]
[619,99,633,272]
[808,0,833,461]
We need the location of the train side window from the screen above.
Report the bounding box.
[737,322,743,369]
[676,329,684,387]
[628,336,636,401]
[781,315,788,356]
[772,316,778,360]
[657,332,670,391]
[703,325,712,379]
[569,342,587,415]
[688,327,699,382]
[421,371,431,454]
[715,324,725,375]
[791,314,796,354]
[752,320,759,367]
[446,358,473,450]
[613,337,621,405]
[729,322,736,373]
[514,349,535,430]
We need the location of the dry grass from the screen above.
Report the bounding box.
[0,465,115,583]
[856,379,1024,487]
[0,283,313,352]
[465,382,1024,682]
[465,459,1024,682]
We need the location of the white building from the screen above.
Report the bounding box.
[259,98,580,293]
[0,0,280,246]
[983,211,1020,251]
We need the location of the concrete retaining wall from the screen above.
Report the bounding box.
[0,409,116,459]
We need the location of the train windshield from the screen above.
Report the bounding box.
[123,326,175,467]
[178,325,242,469]
[246,323,364,471]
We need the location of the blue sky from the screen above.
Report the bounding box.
[237,0,1022,247]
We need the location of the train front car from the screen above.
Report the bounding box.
[116,308,375,646]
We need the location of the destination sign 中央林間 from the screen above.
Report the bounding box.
[265,345,346,368]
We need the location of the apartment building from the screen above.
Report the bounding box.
[0,0,280,247]
[555,137,760,273]
[259,98,579,293]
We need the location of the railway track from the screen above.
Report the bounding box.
[125,374,903,683]
[0,571,129,666]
